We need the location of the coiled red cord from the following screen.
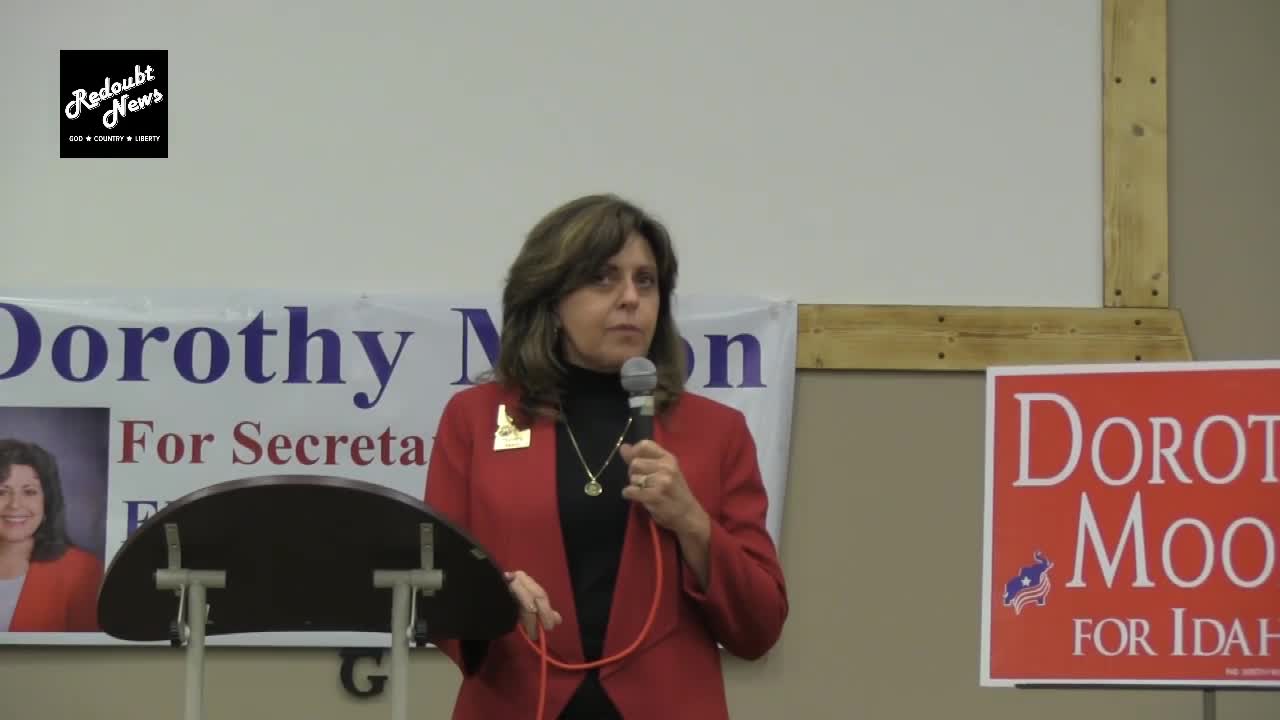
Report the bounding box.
[517,516,664,720]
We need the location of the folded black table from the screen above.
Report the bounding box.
[97,474,518,720]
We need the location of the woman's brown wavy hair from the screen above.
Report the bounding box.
[491,193,686,425]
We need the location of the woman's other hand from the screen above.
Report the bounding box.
[504,570,562,640]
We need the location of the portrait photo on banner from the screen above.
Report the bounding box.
[0,405,110,634]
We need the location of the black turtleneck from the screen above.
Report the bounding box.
[554,362,633,719]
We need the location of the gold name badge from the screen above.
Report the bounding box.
[493,403,530,451]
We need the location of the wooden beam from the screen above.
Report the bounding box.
[1103,0,1170,308]
[796,305,1191,371]
[789,3,1181,372]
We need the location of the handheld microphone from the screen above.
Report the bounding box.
[620,356,658,443]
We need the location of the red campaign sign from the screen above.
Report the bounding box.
[981,361,1280,687]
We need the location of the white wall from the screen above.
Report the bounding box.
[2,0,1101,306]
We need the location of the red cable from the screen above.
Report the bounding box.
[518,516,664,720]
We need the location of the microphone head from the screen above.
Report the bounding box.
[620,356,658,395]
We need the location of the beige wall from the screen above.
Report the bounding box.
[3,1,1277,717]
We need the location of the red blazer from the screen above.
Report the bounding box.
[425,380,788,720]
[9,545,103,632]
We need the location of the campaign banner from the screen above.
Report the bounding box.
[981,360,1280,688]
[0,290,796,647]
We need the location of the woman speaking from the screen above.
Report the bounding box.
[425,193,787,719]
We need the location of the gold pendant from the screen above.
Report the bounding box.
[565,416,631,498]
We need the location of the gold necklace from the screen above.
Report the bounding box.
[564,417,633,496]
